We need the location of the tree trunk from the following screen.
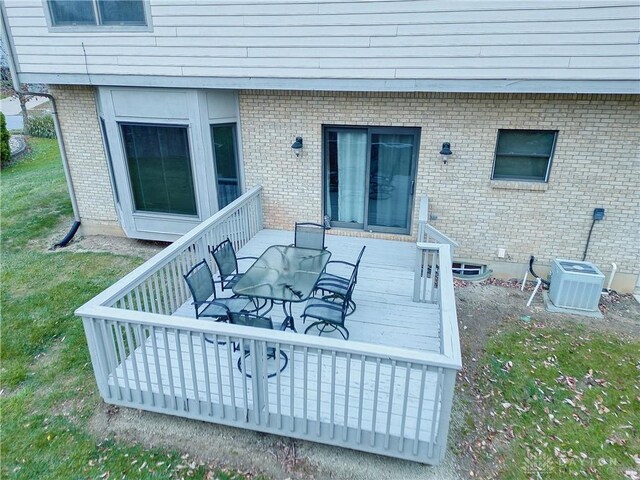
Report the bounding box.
[19,94,28,133]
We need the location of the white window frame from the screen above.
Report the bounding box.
[491,129,558,183]
[43,0,152,32]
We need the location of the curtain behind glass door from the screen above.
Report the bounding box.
[367,133,415,231]
[211,124,240,209]
[325,129,367,226]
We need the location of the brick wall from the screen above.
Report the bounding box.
[49,85,121,234]
[239,91,640,287]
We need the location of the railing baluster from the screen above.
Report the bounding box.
[316,348,322,437]
[413,365,428,455]
[276,343,282,430]
[343,353,351,442]
[135,324,153,406]
[174,329,188,411]
[240,338,249,421]
[162,328,177,410]
[399,362,412,452]
[330,351,336,440]
[123,321,141,403]
[150,326,165,408]
[385,360,397,450]
[226,335,237,421]
[113,321,132,402]
[357,355,365,444]
[303,346,308,435]
[371,358,380,447]
[188,332,200,414]
[289,345,295,432]
[210,335,221,418]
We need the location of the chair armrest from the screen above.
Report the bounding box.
[194,299,231,310]
[237,256,258,261]
[315,279,348,290]
[326,260,356,268]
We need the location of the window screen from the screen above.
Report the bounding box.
[492,130,557,182]
[121,124,197,216]
[49,0,96,25]
[48,0,146,26]
[98,0,146,25]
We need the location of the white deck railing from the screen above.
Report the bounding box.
[416,196,459,256]
[76,186,461,466]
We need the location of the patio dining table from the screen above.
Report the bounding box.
[232,245,331,332]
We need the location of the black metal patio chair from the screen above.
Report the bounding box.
[229,311,289,378]
[313,246,365,316]
[294,222,326,250]
[183,260,251,321]
[209,238,258,292]
[302,274,356,340]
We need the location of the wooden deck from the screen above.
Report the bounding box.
[80,189,459,463]
[108,229,444,443]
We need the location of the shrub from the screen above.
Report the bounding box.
[26,113,56,139]
[0,112,10,166]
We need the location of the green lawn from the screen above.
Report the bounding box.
[482,324,639,479]
[0,138,252,479]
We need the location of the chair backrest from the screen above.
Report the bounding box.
[341,274,358,317]
[210,238,238,279]
[352,246,366,284]
[184,260,217,306]
[294,222,326,250]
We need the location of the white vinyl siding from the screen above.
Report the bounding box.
[4,0,640,92]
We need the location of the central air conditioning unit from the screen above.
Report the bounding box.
[548,259,605,311]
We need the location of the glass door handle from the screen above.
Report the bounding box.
[411,180,415,195]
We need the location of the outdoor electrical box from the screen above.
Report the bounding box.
[593,208,605,220]
[549,259,605,312]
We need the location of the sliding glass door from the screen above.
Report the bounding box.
[324,126,420,234]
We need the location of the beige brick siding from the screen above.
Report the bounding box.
[49,85,120,230]
[239,91,640,281]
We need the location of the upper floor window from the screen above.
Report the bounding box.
[492,129,557,183]
[48,0,146,27]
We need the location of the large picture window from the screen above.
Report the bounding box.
[121,123,197,216]
[48,0,146,27]
[492,129,557,182]
[324,126,420,234]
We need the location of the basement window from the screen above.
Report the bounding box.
[452,262,487,277]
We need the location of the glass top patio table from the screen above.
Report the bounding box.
[233,245,331,302]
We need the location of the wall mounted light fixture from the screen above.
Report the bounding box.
[291,136,303,158]
[439,142,452,164]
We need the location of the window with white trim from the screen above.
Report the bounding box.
[48,0,146,27]
[492,129,557,182]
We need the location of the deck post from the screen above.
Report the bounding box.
[435,368,457,462]
[81,317,111,400]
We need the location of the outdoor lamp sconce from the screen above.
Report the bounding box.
[291,136,303,158]
[439,142,452,164]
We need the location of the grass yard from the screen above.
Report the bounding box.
[0,138,253,479]
[481,323,639,479]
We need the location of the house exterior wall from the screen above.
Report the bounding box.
[239,90,640,291]
[4,0,639,93]
[49,84,123,236]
